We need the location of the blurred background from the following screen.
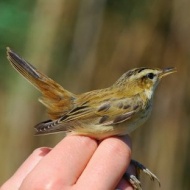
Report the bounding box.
[0,0,189,189]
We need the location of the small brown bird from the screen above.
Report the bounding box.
[6,47,176,189]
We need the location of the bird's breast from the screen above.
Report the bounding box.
[115,99,153,135]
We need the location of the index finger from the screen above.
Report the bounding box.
[20,136,98,189]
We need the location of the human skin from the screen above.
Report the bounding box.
[1,135,134,190]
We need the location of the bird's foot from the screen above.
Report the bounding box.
[124,159,161,190]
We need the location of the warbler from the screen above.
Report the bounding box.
[6,47,176,190]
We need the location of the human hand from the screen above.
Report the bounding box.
[1,135,134,190]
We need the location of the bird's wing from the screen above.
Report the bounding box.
[7,48,76,119]
[34,94,142,135]
[94,97,141,126]
[56,92,141,124]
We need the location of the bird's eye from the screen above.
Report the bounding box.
[147,73,155,79]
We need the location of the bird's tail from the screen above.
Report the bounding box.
[7,47,76,119]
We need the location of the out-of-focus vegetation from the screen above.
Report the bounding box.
[0,0,190,189]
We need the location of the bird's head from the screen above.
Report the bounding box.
[114,67,176,98]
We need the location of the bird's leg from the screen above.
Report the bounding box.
[123,159,161,190]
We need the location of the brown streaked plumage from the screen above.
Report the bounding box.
[6,47,176,189]
[6,47,176,138]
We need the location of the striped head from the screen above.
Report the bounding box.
[114,67,176,99]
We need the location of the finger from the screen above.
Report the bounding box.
[76,135,132,190]
[1,147,51,190]
[20,136,97,190]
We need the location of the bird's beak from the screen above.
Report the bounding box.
[159,67,177,78]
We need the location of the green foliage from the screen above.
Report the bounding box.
[0,1,34,46]
[0,1,35,88]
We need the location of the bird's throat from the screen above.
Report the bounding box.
[144,89,153,100]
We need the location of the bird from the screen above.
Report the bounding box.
[6,47,176,189]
